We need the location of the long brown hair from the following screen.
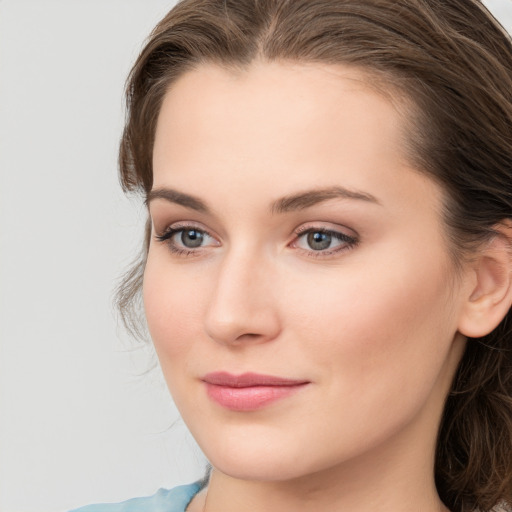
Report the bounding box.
[116,1,512,510]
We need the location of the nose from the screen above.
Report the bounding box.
[204,249,281,346]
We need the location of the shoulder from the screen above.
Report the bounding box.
[69,482,202,512]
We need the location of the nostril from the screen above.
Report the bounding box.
[237,333,260,340]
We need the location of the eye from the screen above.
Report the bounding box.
[305,231,333,251]
[155,224,218,255]
[292,227,358,256]
[177,228,206,248]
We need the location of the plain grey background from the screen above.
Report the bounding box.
[1,1,511,511]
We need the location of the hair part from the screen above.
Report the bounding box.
[116,2,512,510]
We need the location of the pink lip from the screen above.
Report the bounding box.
[202,372,310,411]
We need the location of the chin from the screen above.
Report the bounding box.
[193,428,307,481]
[209,452,312,482]
[193,424,353,484]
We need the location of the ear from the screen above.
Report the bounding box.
[458,221,512,338]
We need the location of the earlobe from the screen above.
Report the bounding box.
[458,222,512,339]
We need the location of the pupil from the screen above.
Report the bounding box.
[307,231,331,251]
[181,229,203,248]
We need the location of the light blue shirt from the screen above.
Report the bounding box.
[70,482,202,512]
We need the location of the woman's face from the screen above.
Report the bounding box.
[145,62,468,481]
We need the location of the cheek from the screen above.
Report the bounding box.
[287,241,458,397]
[143,253,205,366]
[268,249,458,463]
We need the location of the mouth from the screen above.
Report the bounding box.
[201,372,310,411]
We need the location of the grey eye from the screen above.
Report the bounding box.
[181,229,204,248]
[307,231,332,251]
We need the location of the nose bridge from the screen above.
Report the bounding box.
[204,244,280,345]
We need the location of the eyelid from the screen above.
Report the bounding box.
[293,221,357,237]
[155,220,213,239]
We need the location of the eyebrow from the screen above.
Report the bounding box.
[271,186,380,214]
[146,186,380,214]
[146,188,209,212]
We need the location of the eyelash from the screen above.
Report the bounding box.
[154,224,359,259]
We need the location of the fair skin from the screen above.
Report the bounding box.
[144,61,510,512]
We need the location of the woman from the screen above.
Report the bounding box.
[74,0,512,511]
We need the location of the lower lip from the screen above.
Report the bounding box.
[205,383,308,411]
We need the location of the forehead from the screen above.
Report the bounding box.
[154,61,405,135]
[152,61,411,192]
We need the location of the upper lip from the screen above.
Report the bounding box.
[202,372,309,388]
